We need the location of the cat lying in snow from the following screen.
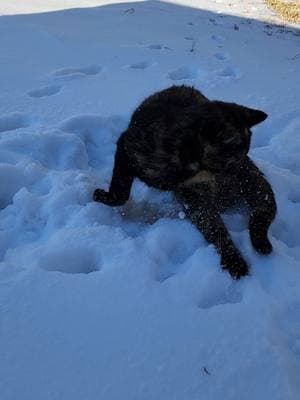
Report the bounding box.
[94,85,277,279]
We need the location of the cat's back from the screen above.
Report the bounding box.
[122,85,208,152]
[119,86,208,190]
[138,85,208,109]
[129,85,208,129]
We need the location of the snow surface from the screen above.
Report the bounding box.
[0,1,300,399]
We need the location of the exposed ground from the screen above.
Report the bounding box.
[265,0,300,23]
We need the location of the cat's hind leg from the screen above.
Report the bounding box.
[176,188,249,279]
[94,139,134,206]
[249,199,276,254]
[241,158,277,254]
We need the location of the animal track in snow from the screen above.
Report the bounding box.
[0,113,30,133]
[211,34,225,43]
[168,66,202,81]
[27,85,61,98]
[148,44,163,50]
[216,66,241,80]
[39,246,101,274]
[146,43,172,51]
[198,280,243,309]
[214,52,230,61]
[128,61,153,69]
[52,65,102,80]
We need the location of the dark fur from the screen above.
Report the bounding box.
[94,86,277,278]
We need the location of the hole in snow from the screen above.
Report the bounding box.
[40,247,101,274]
[27,85,61,98]
[198,280,243,309]
[147,44,163,50]
[168,66,199,81]
[0,113,29,133]
[129,61,152,70]
[52,65,102,79]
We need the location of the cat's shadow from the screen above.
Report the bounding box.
[119,198,248,233]
[118,198,181,225]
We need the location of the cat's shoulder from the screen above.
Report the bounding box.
[140,85,209,108]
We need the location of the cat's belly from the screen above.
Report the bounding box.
[130,151,185,190]
[135,163,182,190]
[180,170,216,187]
[178,170,243,210]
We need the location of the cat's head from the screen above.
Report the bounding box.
[189,101,267,172]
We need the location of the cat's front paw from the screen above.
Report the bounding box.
[221,252,249,279]
[251,235,273,255]
[93,188,108,203]
[93,188,126,206]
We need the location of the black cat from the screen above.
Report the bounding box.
[94,85,277,278]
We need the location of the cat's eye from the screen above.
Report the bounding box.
[223,136,237,145]
[223,133,242,147]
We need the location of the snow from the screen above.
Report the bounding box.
[0,1,300,399]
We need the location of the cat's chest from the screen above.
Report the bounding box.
[178,169,242,205]
[180,170,217,188]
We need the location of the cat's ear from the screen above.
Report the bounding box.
[216,101,268,127]
[240,106,268,127]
